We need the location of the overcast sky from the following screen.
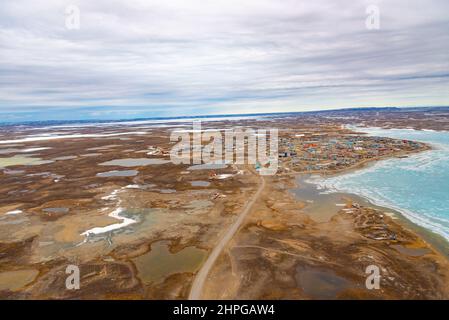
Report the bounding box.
[1,0,449,121]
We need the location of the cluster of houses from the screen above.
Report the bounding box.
[278,130,424,173]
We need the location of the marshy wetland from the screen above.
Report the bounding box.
[0,115,449,299]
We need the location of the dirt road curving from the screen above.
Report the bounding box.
[188,175,265,300]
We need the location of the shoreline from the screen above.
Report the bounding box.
[349,192,449,258]
[281,141,432,177]
[293,170,449,259]
[283,128,449,256]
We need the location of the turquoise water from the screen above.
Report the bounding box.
[310,127,449,242]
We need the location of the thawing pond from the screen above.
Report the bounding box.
[190,181,211,187]
[97,170,139,177]
[132,241,206,284]
[296,265,353,299]
[187,163,228,170]
[100,158,170,167]
[0,155,54,168]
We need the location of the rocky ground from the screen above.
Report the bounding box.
[202,174,449,299]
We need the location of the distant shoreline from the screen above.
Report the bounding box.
[2,105,449,127]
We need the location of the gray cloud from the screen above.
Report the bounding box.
[1,0,449,120]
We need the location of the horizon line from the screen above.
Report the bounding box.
[1,105,449,127]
